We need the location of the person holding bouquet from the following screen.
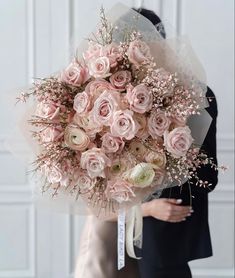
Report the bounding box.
[13,3,218,278]
[75,8,218,278]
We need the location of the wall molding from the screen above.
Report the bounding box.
[191,268,234,277]
[217,135,234,152]
[26,0,35,83]
[0,204,35,278]
[209,186,234,203]
[0,189,33,203]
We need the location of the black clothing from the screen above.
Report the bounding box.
[138,87,218,276]
[139,263,192,278]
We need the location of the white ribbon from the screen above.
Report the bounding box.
[117,204,143,270]
[126,204,143,259]
[117,209,126,270]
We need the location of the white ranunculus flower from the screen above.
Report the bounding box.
[127,163,155,188]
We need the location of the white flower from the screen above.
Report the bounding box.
[126,163,155,188]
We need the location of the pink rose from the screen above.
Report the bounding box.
[102,43,122,68]
[133,113,149,139]
[109,70,132,91]
[64,124,90,151]
[164,126,193,158]
[92,90,120,126]
[101,133,125,154]
[47,165,63,184]
[73,170,97,192]
[73,91,92,115]
[60,61,89,86]
[105,180,135,203]
[110,109,139,140]
[148,110,171,138]
[83,42,102,60]
[85,79,115,100]
[170,115,187,128]
[145,151,166,169]
[154,167,165,185]
[80,148,111,178]
[41,126,63,143]
[126,84,153,113]
[36,101,60,120]
[46,163,71,187]
[88,56,111,78]
[127,39,151,67]
[73,113,102,139]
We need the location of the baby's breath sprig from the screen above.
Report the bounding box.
[98,6,114,45]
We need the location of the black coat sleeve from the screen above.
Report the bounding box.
[191,86,218,194]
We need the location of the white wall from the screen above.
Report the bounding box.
[0,0,234,278]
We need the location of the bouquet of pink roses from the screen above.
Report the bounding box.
[16,4,218,268]
[17,5,216,213]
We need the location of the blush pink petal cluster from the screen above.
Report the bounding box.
[148,110,171,138]
[153,167,166,185]
[110,70,132,91]
[73,170,97,192]
[41,126,64,143]
[133,113,149,139]
[60,60,89,86]
[88,56,111,78]
[127,39,151,67]
[80,147,111,178]
[102,43,122,68]
[145,150,166,169]
[126,84,153,113]
[64,124,90,151]
[105,179,135,203]
[83,42,102,60]
[46,162,72,187]
[92,90,121,126]
[36,101,60,120]
[170,115,187,128]
[85,79,116,100]
[101,132,125,153]
[110,109,139,140]
[164,126,193,158]
[73,91,92,115]
[73,113,103,140]
[83,42,123,69]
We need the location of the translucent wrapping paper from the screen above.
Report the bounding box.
[3,3,212,219]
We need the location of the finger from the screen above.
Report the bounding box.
[163,198,183,205]
[167,215,188,222]
[165,210,193,221]
[170,203,192,210]
[168,219,186,223]
[178,213,192,220]
[170,205,192,214]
